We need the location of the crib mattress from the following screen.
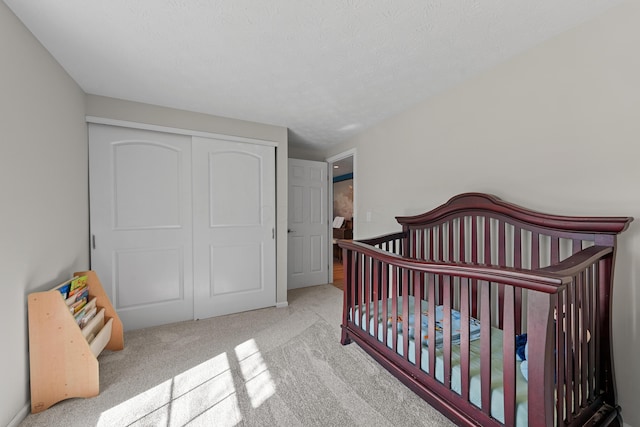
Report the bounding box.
[353,296,529,426]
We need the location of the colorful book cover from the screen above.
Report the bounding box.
[57,283,71,299]
[69,275,88,296]
[74,288,89,303]
[65,287,89,306]
[70,297,88,314]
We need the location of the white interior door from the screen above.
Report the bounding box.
[89,124,194,330]
[192,137,276,318]
[287,158,328,288]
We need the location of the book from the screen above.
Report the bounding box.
[68,275,88,297]
[74,306,87,325]
[70,297,88,314]
[81,308,105,340]
[77,298,98,327]
[74,287,89,303]
[79,306,98,328]
[57,282,71,299]
[65,286,89,306]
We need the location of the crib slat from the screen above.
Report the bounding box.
[439,224,445,262]
[460,217,466,262]
[484,217,491,265]
[429,226,435,261]
[498,283,505,329]
[443,276,452,388]
[573,238,582,255]
[566,283,575,422]
[471,280,479,320]
[514,225,522,269]
[472,215,478,263]
[551,236,560,265]
[428,275,437,377]
[414,274,422,369]
[556,294,566,426]
[381,262,389,349]
[391,265,399,353]
[588,265,596,401]
[364,256,371,336]
[503,286,516,426]
[422,228,428,260]
[480,280,492,415]
[572,276,581,412]
[352,252,359,325]
[498,219,506,267]
[513,226,522,333]
[594,261,603,397]
[372,260,380,339]
[411,229,418,259]
[579,271,588,408]
[402,269,410,361]
[460,278,471,401]
[449,220,455,262]
[532,231,540,269]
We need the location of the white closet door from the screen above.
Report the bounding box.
[192,137,276,319]
[89,124,194,330]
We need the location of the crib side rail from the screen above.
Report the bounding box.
[357,231,406,254]
[339,240,617,427]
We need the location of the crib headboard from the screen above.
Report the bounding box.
[395,193,631,269]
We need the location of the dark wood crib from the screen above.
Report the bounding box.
[338,193,632,427]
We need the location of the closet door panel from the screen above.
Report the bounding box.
[113,143,182,228]
[192,137,276,319]
[208,151,262,226]
[89,124,194,331]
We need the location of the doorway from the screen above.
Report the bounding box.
[327,150,355,290]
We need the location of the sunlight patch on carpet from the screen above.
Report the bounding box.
[97,352,241,426]
[235,338,276,409]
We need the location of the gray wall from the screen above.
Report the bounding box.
[326,2,640,425]
[0,3,88,426]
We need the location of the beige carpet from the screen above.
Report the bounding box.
[19,284,454,427]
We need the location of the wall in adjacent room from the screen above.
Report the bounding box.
[333,179,354,220]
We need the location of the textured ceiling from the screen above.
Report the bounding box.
[5,0,623,150]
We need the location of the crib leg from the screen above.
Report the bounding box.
[590,404,623,426]
[612,407,623,427]
[340,328,352,345]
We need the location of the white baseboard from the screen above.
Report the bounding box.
[7,402,30,427]
[276,301,288,308]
